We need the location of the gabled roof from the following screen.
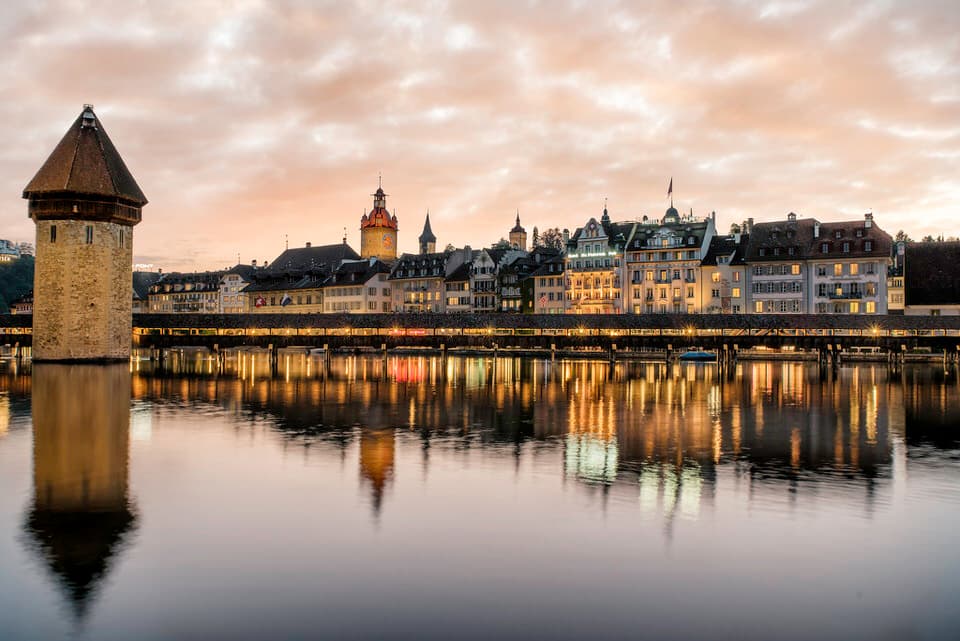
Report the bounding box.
[445,262,471,282]
[702,234,749,266]
[905,241,960,306]
[223,264,256,280]
[745,218,816,261]
[23,105,147,205]
[132,271,162,300]
[325,259,391,287]
[269,243,360,273]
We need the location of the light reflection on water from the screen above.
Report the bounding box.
[0,355,958,641]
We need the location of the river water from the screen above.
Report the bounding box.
[0,355,958,641]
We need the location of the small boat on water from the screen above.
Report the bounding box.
[678,350,717,362]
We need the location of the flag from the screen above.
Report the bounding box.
[539,294,548,307]
[255,296,265,308]
[280,293,292,307]
[667,177,673,197]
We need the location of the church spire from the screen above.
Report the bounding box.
[418,211,436,254]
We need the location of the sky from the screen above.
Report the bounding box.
[0,0,958,271]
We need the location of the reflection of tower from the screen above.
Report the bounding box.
[418,212,437,255]
[509,212,527,251]
[359,428,395,515]
[24,105,147,361]
[24,364,136,620]
[360,180,399,262]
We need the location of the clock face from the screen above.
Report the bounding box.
[382,234,393,248]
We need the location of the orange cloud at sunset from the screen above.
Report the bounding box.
[1,0,958,270]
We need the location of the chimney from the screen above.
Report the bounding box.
[463,245,472,262]
[787,212,797,223]
[306,242,312,248]
[252,259,257,267]
[563,228,570,243]
[865,212,873,228]
[814,221,821,238]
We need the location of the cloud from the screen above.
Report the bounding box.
[0,0,958,269]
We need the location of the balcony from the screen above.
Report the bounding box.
[828,290,863,300]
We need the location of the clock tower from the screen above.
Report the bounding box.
[360,180,398,262]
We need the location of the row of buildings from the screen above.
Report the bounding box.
[129,184,959,316]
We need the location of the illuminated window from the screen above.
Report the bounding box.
[754,300,763,313]
[732,287,741,298]
[850,263,859,275]
[850,301,860,313]
[866,301,876,313]
[791,264,801,275]
[834,263,842,276]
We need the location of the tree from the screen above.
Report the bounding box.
[894,230,912,243]
[922,235,936,242]
[531,226,539,247]
[444,243,456,252]
[538,227,565,251]
[729,222,741,235]
[0,255,34,314]
[491,238,512,249]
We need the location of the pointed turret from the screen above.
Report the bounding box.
[509,210,528,251]
[418,211,437,254]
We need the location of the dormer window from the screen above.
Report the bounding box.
[856,229,863,238]
[864,241,873,252]
[758,248,765,256]
[835,230,842,239]
[842,242,850,253]
[821,243,829,253]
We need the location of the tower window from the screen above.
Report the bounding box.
[85,225,94,244]
[119,229,124,248]
[50,225,57,243]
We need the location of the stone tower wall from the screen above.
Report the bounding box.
[361,227,397,262]
[33,219,133,361]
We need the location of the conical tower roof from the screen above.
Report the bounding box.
[419,212,436,243]
[23,105,147,206]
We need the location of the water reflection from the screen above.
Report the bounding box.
[23,364,136,620]
[124,354,960,519]
[0,355,957,640]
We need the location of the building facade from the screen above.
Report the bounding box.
[623,208,716,314]
[565,208,634,314]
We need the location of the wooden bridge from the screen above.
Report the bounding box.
[2,313,960,358]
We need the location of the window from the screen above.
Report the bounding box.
[834,263,843,276]
[835,230,842,239]
[50,225,57,243]
[866,301,876,313]
[754,301,763,313]
[119,229,124,248]
[864,241,873,252]
[850,301,860,313]
[759,248,765,256]
[733,272,741,282]
[842,242,850,253]
[731,287,741,298]
[821,243,829,254]
[850,263,859,275]
[791,264,801,275]
[687,286,694,298]
[865,263,875,274]
[817,265,827,276]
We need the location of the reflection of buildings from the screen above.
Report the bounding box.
[359,429,395,515]
[129,354,932,517]
[24,364,136,619]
